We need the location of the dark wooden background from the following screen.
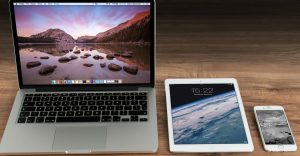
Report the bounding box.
[1,0,300,155]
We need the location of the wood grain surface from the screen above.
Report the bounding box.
[0,0,300,155]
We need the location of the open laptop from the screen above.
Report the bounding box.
[0,0,157,154]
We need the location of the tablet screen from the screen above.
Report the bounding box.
[169,83,248,144]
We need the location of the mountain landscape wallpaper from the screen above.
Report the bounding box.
[14,4,151,84]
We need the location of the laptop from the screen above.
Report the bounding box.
[0,0,157,154]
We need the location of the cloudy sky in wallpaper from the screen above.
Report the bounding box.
[14,4,149,38]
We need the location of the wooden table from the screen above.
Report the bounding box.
[0,0,300,155]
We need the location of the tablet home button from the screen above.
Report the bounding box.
[278,145,284,151]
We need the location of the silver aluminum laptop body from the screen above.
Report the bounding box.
[0,0,157,154]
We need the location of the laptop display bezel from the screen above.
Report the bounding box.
[9,0,155,89]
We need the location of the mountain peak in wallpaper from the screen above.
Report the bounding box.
[18,11,150,44]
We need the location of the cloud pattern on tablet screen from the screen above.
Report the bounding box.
[172,91,248,144]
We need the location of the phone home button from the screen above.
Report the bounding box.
[278,145,284,151]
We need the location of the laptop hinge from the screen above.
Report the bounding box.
[35,86,139,92]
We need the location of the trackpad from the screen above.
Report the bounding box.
[53,126,107,151]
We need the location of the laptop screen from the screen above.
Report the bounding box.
[12,2,152,86]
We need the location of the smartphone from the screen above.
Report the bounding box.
[254,106,297,152]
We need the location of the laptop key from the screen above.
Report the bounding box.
[96,101,104,105]
[89,106,97,110]
[45,117,55,123]
[98,106,105,110]
[40,112,48,116]
[129,111,147,115]
[33,97,41,101]
[120,111,127,115]
[116,106,123,110]
[88,101,95,105]
[127,96,134,100]
[113,101,121,105]
[21,106,36,111]
[81,106,88,110]
[41,97,49,101]
[139,92,147,95]
[142,105,147,110]
[130,101,138,105]
[69,93,77,96]
[121,118,130,122]
[78,93,86,96]
[102,111,110,115]
[72,106,80,111]
[58,112,66,116]
[19,111,30,117]
[44,102,52,106]
[133,105,141,110]
[36,117,44,123]
[101,96,109,100]
[110,96,117,100]
[84,111,92,116]
[101,116,111,122]
[79,101,87,105]
[61,101,69,106]
[66,111,75,116]
[49,112,57,116]
[70,101,78,106]
[140,118,148,122]
[36,102,44,106]
[54,106,63,111]
[111,111,118,115]
[63,106,71,111]
[131,116,139,122]
[23,102,34,106]
[139,100,147,105]
[24,97,32,102]
[113,116,120,122]
[58,96,66,101]
[93,111,101,116]
[18,117,27,123]
[56,117,100,122]
[122,101,130,105]
[124,106,132,110]
[27,117,35,123]
[107,106,114,110]
[31,112,39,117]
[53,101,61,106]
[136,96,147,100]
[45,107,53,111]
[105,101,112,105]
[75,111,84,116]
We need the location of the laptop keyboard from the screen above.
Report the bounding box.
[18,92,148,123]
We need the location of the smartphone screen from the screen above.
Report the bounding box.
[256,110,295,145]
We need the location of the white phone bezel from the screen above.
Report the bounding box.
[164,78,254,152]
[254,106,297,152]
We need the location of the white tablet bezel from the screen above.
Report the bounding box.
[165,78,254,152]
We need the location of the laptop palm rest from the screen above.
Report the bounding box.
[52,125,107,152]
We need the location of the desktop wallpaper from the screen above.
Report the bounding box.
[170,84,248,144]
[14,3,151,85]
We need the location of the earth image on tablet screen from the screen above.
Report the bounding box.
[172,91,248,144]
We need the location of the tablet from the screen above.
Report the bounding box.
[165,78,254,152]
